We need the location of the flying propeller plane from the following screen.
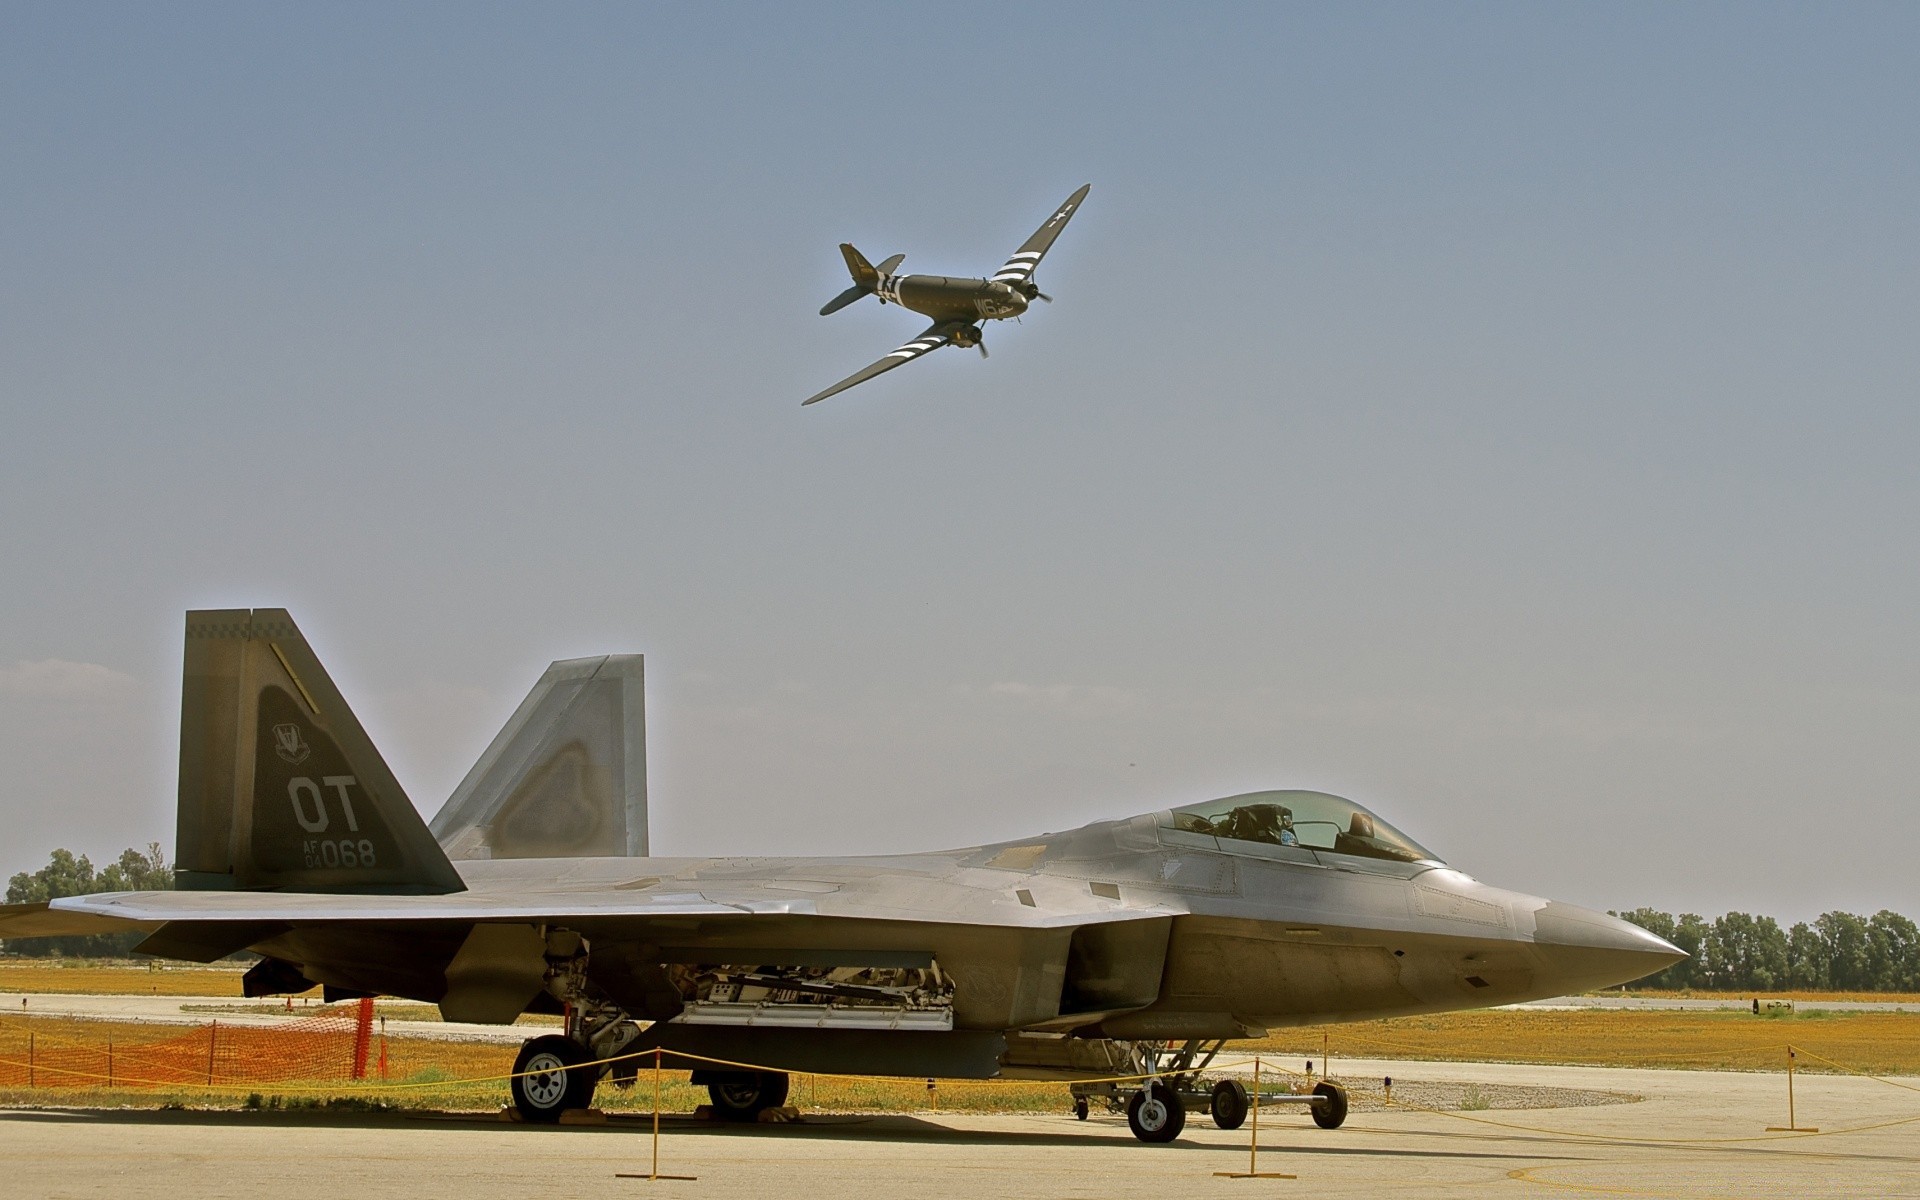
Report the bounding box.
[0,611,1683,1143]
[802,184,1091,406]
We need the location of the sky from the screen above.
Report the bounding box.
[2,2,1915,925]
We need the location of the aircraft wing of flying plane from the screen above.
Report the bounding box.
[802,184,1092,406]
[0,610,1683,1142]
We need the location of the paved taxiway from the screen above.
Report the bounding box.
[4,1060,1916,1198]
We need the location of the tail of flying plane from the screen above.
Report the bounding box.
[175,609,465,894]
[429,655,647,860]
[820,243,907,315]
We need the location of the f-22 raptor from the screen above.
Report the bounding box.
[803,185,1091,406]
[0,611,1682,1143]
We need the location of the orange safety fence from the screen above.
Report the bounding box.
[0,998,388,1088]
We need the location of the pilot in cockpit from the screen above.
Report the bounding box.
[1219,802,1299,847]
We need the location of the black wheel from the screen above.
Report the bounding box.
[1126,1079,1187,1143]
[510,1035,596,1123]
[1073,1096,1090,1121]
[1311,1081,1349,1129]
[706,1070,790,1121]
[1210,1078,1249,1130]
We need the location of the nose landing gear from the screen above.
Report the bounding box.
[1070,1039,1352,1143]
[1126,1078,1187,1143]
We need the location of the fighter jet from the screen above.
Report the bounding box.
[0,611,1682,1143]
[801,184,1090,406]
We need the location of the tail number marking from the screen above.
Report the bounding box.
[288,776,376,868]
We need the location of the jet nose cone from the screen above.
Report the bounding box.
[1530,901,1686,993]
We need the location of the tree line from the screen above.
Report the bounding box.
[1614,907,1920,993]
[4,844,173,957]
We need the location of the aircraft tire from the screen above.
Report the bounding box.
[1073,1097,1090,1121]
[706,1070,790,1121]
[1126,1079,1186,1143]
[511,1034,596,1123]
[1311,1081,1349,1129]
[1210,1078,1250,1130]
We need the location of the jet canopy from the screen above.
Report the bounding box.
[1160,790,1441,866]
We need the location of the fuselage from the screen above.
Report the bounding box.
[376,798,1679,1040]
[877,272,1028,325]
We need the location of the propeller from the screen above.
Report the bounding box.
[977,342,989,359]
[1018,281,1052,303]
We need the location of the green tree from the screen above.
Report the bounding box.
[1786,922,1829,990]
[1816,911,1873,991]
[1865,910,1920,993]
[1701,912,1789,991]
[3,843,173,957]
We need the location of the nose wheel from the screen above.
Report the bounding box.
[1126,1079,1187,1143]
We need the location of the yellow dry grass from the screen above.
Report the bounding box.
[1244,1009,1920,1076]
[0,960,249,997]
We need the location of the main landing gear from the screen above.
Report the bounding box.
[508,930,644,1123]
[510,1034,597,1121]
[694,1069,791,1121]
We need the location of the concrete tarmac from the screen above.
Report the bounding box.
[4,1060,1917,1199]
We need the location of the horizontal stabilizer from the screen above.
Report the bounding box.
[820,284,869,316]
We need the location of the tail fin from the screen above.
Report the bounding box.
[429,655,647,860]
[841,243,879,288]
[820,243,881,315]
[175,609,465,894]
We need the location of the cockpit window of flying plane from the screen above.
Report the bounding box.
[1162,790,1440,865]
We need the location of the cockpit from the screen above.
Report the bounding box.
[1158,790,1441,866]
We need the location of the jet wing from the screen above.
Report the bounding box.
[802,321,962,406]
[2,876,1180,934]
[990,183,1090,290]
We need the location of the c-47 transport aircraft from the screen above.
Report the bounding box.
[0,611,1682,1142]
[802,184,1090,406]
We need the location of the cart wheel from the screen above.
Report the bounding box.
[1210,1078,1249,1130]
[1073,1096,1089,1121]
[1312,1081,1349,1129]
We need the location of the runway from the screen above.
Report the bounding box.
[5,1060,1916,1198]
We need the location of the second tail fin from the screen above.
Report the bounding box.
[429,655,647,860]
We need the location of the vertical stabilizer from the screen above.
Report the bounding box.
[430,655,647,860]
[175,609,465,894]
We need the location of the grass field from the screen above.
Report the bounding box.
[1248,1008,1920,1076]
[0,960,248,997]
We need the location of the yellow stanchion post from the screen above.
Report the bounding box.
[1323,1031,1331,1082]
[207,1021,217,1086]
[1215,1055,1296,1180]
[27,1032,34,1088]
[617,1048,695,1182]
[1765,1045,1818,1132]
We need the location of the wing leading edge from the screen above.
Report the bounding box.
[801,321,961,406]
[991,183,1091,289]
